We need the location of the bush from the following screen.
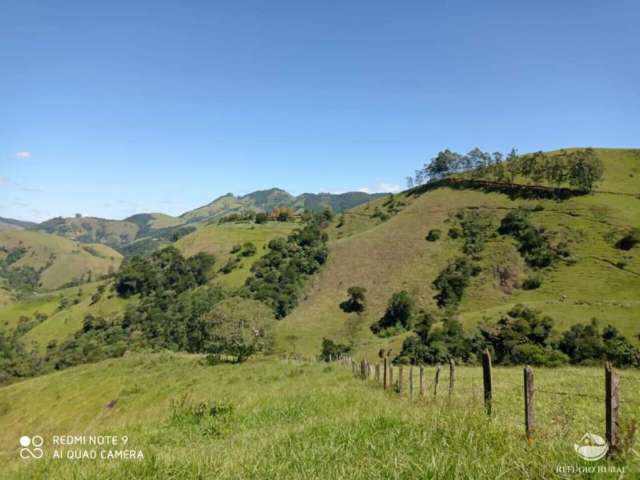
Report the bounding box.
[499,210,557,268]
[522,274,542,290]
[448,227,461,239]
[240,242,257,257]
[320,338,351,361]
[616,228,640,251]
[220,256,241,274]
[255,212,269,224]
[433,256,481,308]
[339,286,367,313]
[479,305,560,365]
[370,291,415,335]
[426,229,442,241]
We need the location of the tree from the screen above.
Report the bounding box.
[370,291,415,335]
[567,148,603,192]
[202,298,275,362]
[432,257,480,308]
[339,286,367,313]
[480,305,567,366]
[240,242,257,257]
[255,212,269,224]
[320,338,351,361]
[114,247,215,298]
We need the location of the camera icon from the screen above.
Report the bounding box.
[19,435,44,459]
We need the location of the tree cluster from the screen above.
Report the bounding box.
[498,210,562,268]
[245,215,329,318]
[319,338,352,361]
[370,290,416,336]
[408,148,604,192]
[394,304,640,368]
[114,247,215,298]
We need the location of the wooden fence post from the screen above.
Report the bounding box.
[409,367,414,400]
[419,366,425,397]
[433,365,441,397]
[361,359,367,379]
[482,349,493,416]
[383,358,389,390]
[605,362,619,456]
[389,365,394,389]
[375,363,380,383]
[448,359,455,399]
[524,366,535,446]
[398,366,404,394]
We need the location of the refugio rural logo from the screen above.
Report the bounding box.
[574,432,609,461]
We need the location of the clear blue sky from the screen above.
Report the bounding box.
[2,0,639,221]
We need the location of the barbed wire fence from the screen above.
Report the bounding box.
[279,350,640,457]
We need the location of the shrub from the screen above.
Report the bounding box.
[426,229,442,241]
[220,256,241,274]
[522,274,542,290]
[448,227,461,239]
[499,210,557,268]
[370,291,415,335]
[616,228,640,251]
[339,286,367,313]
[320,338,351,361]
[433,256,481,308]
[255,212,269,224]
[240,242,257,257]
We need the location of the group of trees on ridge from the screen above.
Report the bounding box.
[408,147,604,192]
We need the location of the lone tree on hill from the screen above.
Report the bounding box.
[339,286,367,313]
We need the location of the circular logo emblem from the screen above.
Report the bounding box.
[574,433,608,461]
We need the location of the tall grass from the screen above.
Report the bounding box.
[1,353,637,479]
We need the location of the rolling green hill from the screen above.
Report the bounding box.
[176,221,298,288]
[0,230,122,291]
[1,148,638,358]
[36,216,140,246]
[276,148,640,357]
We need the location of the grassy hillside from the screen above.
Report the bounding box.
[277,148,640,357]
[36,217,139,246]
[0,230,122,290]
[123,213,185,231]
[1,353,637,479]
[176,221,298,288]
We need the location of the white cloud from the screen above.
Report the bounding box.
[15,151,31,159]
[357,182,402,194]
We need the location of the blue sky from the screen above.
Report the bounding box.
[2,0,639,221]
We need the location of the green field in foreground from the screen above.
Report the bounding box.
[1,353,637,479]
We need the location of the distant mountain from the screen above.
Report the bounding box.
[180,188,385,223]
[22,189,384,248]
[0,217,37,232]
